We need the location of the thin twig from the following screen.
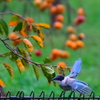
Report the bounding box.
[0,69,6,71]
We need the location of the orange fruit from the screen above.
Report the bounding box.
[78,33,85,40]
[34,0,42,7]
[55,14,64,22]
[40,1,52,11]
[50,6,57,15]
[76,40,84,48]
[56,4,65,14]
[69,34,77,41]
[52,49,60,56]
[53,21,63,29]
[25,17,34,23]
[65,40,73,47]
[77,8,85,15]
[50,54,58,61]
[66,26,76,34]
[57,62,67,68]
[9,33,22,46]
[59,50,70,59]
[70,41,78,50]
[46,0,54,3]
[9,32,17,39]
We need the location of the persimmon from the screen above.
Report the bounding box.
[50,6,57,15]
[76,40,84,48]
[70,41,78,50]
[40,1,52,11]
[78,33,85,40]
[46,0,54,3]
[50,54,58,61]
[52,49,60,56]
[66,26,76,34]
[25,17,34,23]
[56,4,65,14]
[53,21,63,29]
[65,40,73,48]
[55,14,64,22]
[9,33,22,46]
[57,62,67,68]
[34,0,42,7]
[69,34,77,41]
[9,32,17,39]
[59,50,70,59]
[77,8,85,15]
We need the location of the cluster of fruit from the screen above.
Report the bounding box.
[50,4,65,29]
[34,0,65,29]
[50,49,70,61]
[34,0,54,11]
[65,8,85,50]
[65,33,85,50]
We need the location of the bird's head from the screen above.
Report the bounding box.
[51,75,64,82]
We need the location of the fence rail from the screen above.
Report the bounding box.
[0,90,100,99]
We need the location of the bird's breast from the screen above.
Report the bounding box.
[59,84,72,91]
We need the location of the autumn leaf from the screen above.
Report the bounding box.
[56,66,65,75]
[2,63,14,78]
[19,21,29,37]
[22,39,34,52]
[38,32,44,41]
[21,59,29,69]
[36,23,50,29]
[32,65,39,80]
[9,14,20,26]
[16,59,24,73]
[31,35,43,48]
[0,79,5,87]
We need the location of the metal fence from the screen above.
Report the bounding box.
[0,91,99,100]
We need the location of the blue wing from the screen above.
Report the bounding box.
[68,80,92,95]
[68,58,82,78]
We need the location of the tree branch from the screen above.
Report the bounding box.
[0,37,71,70]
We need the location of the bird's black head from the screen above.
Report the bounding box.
[51,75,64,81]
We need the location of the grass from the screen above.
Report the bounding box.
[0,0,100,96]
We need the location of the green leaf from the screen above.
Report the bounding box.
[9,52,18,62]
[21,59,29,69]
[13,22,23,32]
[32,65,40,80]
[32,24,38,33]
[0,24,4,35]
[3,52,11,58]
[41,65,55,85]
[0,19,8,36]
[43,57,52,64]
[10,15,20,22]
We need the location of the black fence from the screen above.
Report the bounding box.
[0,91,99,100]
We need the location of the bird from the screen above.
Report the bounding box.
[51,58,93,95]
